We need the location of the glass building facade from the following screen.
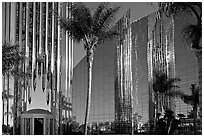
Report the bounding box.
[147,12,177,124]
[173,11,200,116]
[2,2,73,134]
[72,9,200,134]
[131,15,150,127]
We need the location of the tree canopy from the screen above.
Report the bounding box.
[60,2,120,49]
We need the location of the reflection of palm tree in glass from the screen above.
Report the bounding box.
[34,118,44,135]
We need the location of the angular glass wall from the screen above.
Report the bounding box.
[174,11,199,117]
[72,35,115,127]
[147,12,176,127]
[131,16,149,132]
[147,10,200,120]
[114,10,133,134]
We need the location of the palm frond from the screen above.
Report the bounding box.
[60,2,120,47]
[10,68,31,80]
[92,2,110,24]
[93,5,120,35]
[153,71,180,94]
[60,2,92,43]
[159,2,183,17]
[159,2,201,24]
[61,19,85,42]
[97,30,119,45]
[182,24,202,50]
[2,43,29,80]
[2,42,25,75]
[153,71,167,93]
[166,78,181,90]
[71,2,92,32]
[159,2,192,17]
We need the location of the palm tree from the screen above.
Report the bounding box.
[60,2,120,134]
[158,2,202,119]
[2,42,24,75]
[2,42,22,130]
[2,42,30,134]
[167,84,199,134]
[152,70,180,130]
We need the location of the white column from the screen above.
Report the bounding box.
[48,119,50,135]
[39,2,42,55]
[32,118,34,135]
[5,2,10,41]
[43,118,46,135]
[2,2,6,41]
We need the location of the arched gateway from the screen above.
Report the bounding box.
[20,109,55,135]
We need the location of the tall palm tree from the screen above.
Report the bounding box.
[158,2,202,118]
[2,42,22,129]
[2,42,30,134]
[152,71,180,130]
[60,2,120,134]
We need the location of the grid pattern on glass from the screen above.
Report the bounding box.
[131,16,149,131]
[72,36,115,127]
[147,11,199,120]
[174,11,199,117]
[151,13,176,112]
[114,10,133,134]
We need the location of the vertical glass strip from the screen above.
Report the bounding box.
[41,2,46,92]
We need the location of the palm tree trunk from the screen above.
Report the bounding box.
[13,69,19,135]
[7,73,9,126]
[2,75,5,125]
[84,49,94,135]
